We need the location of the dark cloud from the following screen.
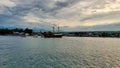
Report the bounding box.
[55,0,80,8]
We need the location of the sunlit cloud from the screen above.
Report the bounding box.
[23,13,41,23]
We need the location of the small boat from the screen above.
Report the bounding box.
[33,35,38,38]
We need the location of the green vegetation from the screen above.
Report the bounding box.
[0,28,12,35]
[0,28,33,35]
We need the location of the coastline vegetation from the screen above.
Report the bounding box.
[0,28,33,35]
[0,28,120,38]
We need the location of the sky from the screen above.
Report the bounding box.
[0,0,120,31]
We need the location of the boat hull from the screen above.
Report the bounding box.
[43,35,63,38]
[42,33,63,38]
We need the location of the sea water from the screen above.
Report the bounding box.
[0,36,120,68]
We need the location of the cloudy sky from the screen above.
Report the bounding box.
[0,0,120,31]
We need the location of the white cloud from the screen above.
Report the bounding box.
[0,0,15,14]
[0,0,16,7]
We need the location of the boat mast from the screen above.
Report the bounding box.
[52,24,56,33]
[58,26,60,33]
[52,26,55,33]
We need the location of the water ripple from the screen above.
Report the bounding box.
[0,36,120,68]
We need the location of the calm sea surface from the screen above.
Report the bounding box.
[0,36,120,68]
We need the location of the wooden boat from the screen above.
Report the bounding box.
[42,32,63,38]
[42,24,63,38]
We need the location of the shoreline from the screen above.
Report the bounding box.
[0,35,120,38]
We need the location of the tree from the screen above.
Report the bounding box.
[13,28,24,32]
[24,28,33,34]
